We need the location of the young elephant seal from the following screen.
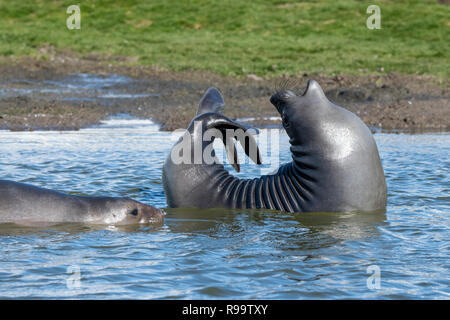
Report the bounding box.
[162,80,387,213]
[0,180,164,225]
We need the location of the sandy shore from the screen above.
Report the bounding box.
[0,55,448,132]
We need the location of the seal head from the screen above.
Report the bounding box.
[87,197,165,225]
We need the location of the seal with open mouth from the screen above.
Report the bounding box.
[162,80,387,213]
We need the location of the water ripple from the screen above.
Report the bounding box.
[0,123,449,299]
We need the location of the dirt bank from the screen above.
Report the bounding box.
[0,55,448,132]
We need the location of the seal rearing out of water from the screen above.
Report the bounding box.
[162,80,387,213]
[0,180,164,225]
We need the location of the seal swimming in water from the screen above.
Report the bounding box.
[0,180,164,225]
[162,80,387,213]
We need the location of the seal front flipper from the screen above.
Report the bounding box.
[204,113,263,168]
[225,134,241,172]
[303,79,326,100]
[197,87,225,115]
[196,88,262,171]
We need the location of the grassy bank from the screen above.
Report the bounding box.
[0,0,449,78]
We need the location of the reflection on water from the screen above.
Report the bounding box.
[0,118,448,299]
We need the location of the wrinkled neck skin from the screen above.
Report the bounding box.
[164,117,325,213]
[164,135,312,212]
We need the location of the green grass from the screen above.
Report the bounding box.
[0,0,448,78]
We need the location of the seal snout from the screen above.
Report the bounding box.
[139,204,165,224]
[270,90,296,113]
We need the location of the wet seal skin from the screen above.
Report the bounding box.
[162,80,387,213]
[0,180,164,225]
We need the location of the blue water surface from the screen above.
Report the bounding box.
[0,117,448,299]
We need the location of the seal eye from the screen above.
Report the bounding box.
[129,209,139,216]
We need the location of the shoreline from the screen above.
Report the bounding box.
[0,56,449,133]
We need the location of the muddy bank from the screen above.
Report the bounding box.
[0,55,449,132]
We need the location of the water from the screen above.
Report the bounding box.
[0,118,449,299]
[2,73,159,105]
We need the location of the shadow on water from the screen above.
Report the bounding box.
[0,221,165,237]
[292,210,387,238]
[163,207,387,250]
[0,207,386,238]
[0,207,387,262]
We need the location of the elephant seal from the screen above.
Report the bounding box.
[0,180,164,225]
[162,80,387,213]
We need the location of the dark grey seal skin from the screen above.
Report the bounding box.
[162,80,387,213]
[0,180,164,225]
